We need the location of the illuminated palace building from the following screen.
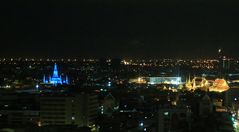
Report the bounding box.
[43,63,69,86]
[184,49,230,93]
[185,76,229,92]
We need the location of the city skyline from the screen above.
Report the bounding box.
[0,48,238,131]
[1,0,239,131]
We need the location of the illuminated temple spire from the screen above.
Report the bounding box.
[186,74,193,90]
[65,75,69,84]
[188,74,191,84]
[43,75,46,83]
[53,63,59,78]
[42,63,69,86]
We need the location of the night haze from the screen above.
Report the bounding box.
[1,0,239,58]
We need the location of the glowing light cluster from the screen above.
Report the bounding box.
[43,63,69,86]
[148,77,181,85]
[186,77,229,92]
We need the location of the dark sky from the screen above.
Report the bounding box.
[1,0,239,58]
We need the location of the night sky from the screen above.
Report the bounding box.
[1,0,239,58]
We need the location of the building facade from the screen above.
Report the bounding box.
[158,108,191,132]
[40,93,98,127]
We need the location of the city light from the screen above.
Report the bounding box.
[2,0,239,131]
[139,122,144,127]
[0,56,238,131]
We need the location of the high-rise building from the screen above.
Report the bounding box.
[0,93,40,127]
[218,48,230,76]
[40,93,98,127]
[158,108,191,132]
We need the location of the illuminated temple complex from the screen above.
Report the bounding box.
[185,76,229,92]
[43,63,69,86]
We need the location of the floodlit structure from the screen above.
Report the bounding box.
[185,76,229,92]
[129,77,182,85]
[148,77,181,85]
[186,77,209,90]
[43,63,69,86]
[129,77,147,84]
[209,79,229,92]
